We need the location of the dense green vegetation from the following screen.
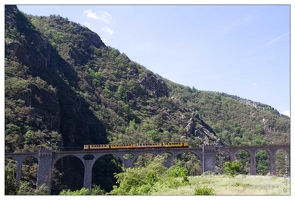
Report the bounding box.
[5,5,290,194]
[223,161,242,177]
[110,156,189,195]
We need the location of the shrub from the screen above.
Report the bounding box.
[59,188,91,195]
[110,155,190,195]
[194,185,215,195]
[167,166,188,178]
[202,171,215,176]
[223,161,242,177]
[59,185,105,195]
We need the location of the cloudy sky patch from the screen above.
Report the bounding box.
[83,9,112,24]
[102,27,114,35]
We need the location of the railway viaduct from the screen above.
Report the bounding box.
[5,144,290,191]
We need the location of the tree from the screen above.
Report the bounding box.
[223,161,242,177]
[5,170,18,195]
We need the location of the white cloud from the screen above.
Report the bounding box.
[83,9,112,24]
[251,82,257,86]
[282,110,290,117]
[101,27,114,35]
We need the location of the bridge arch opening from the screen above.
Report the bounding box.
[172,152,202,176]
[275,149,290,176]
[5,156,17,186]
[235,150,250,174]
[215,150,231,174]
[123,153,134,160]
[92,154,123,192]
[255,149,270,175]
[162,152,173,158]
[133,153,158,168]
[51,155,84,195]
[21,156,39,189]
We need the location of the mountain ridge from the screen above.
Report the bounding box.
[5,5,290,152]
[5,5,290,193]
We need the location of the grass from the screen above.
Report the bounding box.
[150,175,291,195]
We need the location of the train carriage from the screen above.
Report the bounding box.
[84,142,188,150]
[84,144,110,150]
[163,142,188,148]
[136,143,163,149]
[110,144,136,149]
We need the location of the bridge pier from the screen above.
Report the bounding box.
[36,149,53,190]
[83,158,94,190]
[269,149,277,175]
[122,157,137,168]
[15,156,24,181]
[227,149,237,162]
[249,149,256,175]
[163,155,174,168]
[202,145,217,173]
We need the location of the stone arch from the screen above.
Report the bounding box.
[21,155,39,189]
[160,151,174,168]
[51,155,85,194]
[132,152,159,168]
[92,154,123,192]
[235,149,251,174]
[275,148,290,176]
[122,153,135,160]
[172,151,202,176]
[52,154,84,166]
[255,149,270,175]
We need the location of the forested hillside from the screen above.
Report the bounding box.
[5,5,290,194]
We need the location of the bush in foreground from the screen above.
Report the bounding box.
[110,155,189,195]
[223,161,242,177]
[59,184,105,195]
[194,185,215,195]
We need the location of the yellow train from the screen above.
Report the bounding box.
[84,142,188,150]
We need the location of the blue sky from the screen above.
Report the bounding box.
[15,4,291,116]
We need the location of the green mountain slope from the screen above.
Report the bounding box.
[5,5,290,151]
[5,5,290,193]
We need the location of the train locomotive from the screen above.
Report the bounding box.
[84,142,188,150]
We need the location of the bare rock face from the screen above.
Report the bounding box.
[139,72,169,97]
[185,112,218,143]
